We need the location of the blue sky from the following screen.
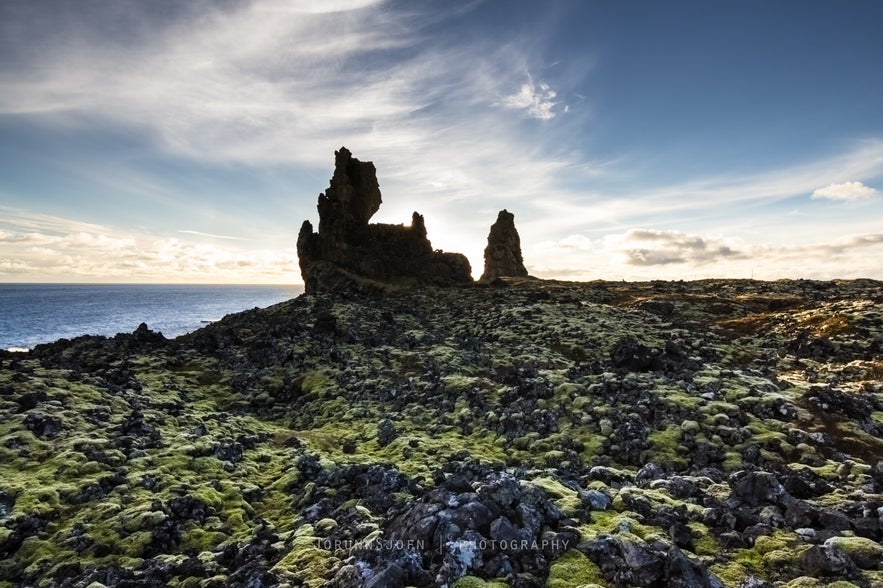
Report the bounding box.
[1,0,881,283]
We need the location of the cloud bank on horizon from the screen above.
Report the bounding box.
[0,0,881,283]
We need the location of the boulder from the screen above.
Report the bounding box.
[297,147,473,293]
[480,209,529,281]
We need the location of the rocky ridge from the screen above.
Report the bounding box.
[1,278,882,587]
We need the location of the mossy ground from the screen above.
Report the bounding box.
[1,278,881,587]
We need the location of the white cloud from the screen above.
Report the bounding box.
[514,140,883,242]
[0,208,298,283]
[501,79,560,120]
[2,2,882,284]
[811,181,879,202]
[0,0,570,178]
[810,233,883,254]
[535,234,593,252]
[278,0,383,14]
[526,228,883,281]
[0,0,583,266]
[603,229,746,266]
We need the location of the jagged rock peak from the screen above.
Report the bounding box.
[481,209,528,281]
[317,147,382,243]
[297,148,473,294]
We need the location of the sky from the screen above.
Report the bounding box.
[1,0,882,284]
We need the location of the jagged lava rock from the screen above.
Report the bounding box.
[297,147,472,293]
[480,209,528,281]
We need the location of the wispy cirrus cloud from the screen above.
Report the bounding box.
[517,139,883,241]
[178,230,249,241]
[0,0,583,265]
[0,0,572,174]
[2,1,882,283]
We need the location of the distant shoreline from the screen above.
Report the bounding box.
[1,283,303,351]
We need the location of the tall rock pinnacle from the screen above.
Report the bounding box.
[297,147,473,294]
[316,147,382,253]
[480,209,528,281]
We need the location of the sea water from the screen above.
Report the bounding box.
[0,283,304,351]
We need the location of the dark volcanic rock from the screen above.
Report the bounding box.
[3,275,882,588]
[23,411,63,438]
[729,471,788,507]
[115,322,168,351]
[376,418,399,447]
[800,543,858,577]
[480,209,528,281]
[297,147,473,293]
[369,470,574,586]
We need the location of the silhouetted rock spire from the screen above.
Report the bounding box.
[297,147,472,293]
[481,209,528,281]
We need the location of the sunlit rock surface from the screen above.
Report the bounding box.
[1,278,882,587]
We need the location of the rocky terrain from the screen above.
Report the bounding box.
[2,277,882,587]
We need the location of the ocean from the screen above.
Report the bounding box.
[0,283,304,351]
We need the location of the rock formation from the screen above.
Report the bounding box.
[480,209,528,281]
[297,147,473,293]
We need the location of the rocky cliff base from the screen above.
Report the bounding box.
[1,278,883,587]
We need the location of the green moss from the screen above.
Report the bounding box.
[542,450,567,467]
[16,536,69,578]
[779,578,825,588]
[453,576,509,588]
[11,485,61,517]
[120,509,167,533]
[686,522,719,557]
[645,424,689,468]
[271,525,337,588]
[190,485,224,510]
[3,280,882,586]
[314,518,338,536]
[298,371,333,394]
[528,477,581,517]
[443,374,480,393]
[546,549,607,587]
[654,385,702,410]
[293,420,508,479]
[722,451,744,472]
[733,531,805,574]
[580,511,654,541]
[578,433,606,460]
[179,527,230,554]
[708,561,751,588]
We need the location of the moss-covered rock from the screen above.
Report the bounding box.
[2,278,882,586]
[546,549,607,587]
